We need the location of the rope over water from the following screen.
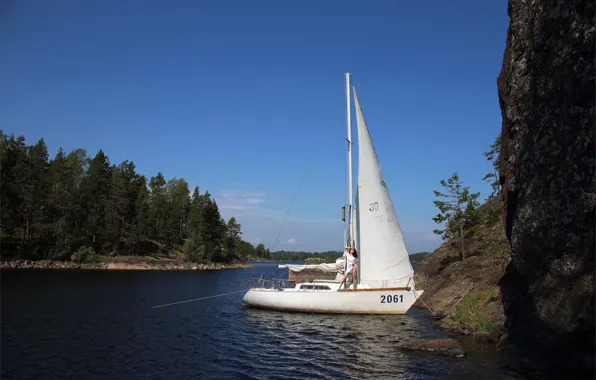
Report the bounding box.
[152,289,249,309]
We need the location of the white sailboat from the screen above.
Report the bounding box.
[242,73,423,314]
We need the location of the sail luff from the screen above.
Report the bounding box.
[352,86,414,288]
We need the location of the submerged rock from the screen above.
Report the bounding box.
[495,333,510,352]
[398,338,465,358]
[497,0,595,376]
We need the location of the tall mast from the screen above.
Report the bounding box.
[345,72,354,246]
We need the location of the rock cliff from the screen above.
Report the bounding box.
[414,197,510,341]
[497,0,595,376]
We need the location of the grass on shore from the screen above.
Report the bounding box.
[452,289,501,338]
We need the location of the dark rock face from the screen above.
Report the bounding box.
[497,0,595,376]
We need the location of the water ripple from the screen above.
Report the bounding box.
[1,266,546,380]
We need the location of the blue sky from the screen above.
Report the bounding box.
[1,0,508,253]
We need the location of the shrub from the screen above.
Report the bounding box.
[71,246,96,263]
[183,238,205,263]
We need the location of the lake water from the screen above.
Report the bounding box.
[2,262,540,379]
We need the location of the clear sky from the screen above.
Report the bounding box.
[1,0,509,253]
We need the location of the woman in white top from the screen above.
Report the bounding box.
[338,246,358,290]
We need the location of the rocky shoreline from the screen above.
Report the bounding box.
[0,258,252,271]
[412,197,510,343]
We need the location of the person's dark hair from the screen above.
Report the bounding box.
[352,249,358,258]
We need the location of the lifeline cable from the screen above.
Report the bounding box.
[152,289,249,309]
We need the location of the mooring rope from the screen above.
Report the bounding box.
[412,289,436,315]
[152,289,249,309]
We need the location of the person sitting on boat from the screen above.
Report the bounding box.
[338,247,358,290]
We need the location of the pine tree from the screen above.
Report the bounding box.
[222,217,241,261]
[432,172,480,260]
[64,148,88,245]
[149,172,167,240]
[46,148,71,258]
[120,161,141,254]
[235,239,256,259]
[255,243,269,259]
[200,197,226,262]
[0,132,28,245]
[187,187,203,241]
[22,139,50,248]
[163,178,190,245]
[482,134,502,198]
[82,150,111,252]
[133,177,151,255]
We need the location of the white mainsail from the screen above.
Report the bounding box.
[353,87,414,288]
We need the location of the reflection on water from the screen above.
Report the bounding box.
[1,264,543,380]
[240,308,525,380]
[244,309,425,379]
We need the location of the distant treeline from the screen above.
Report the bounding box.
[269,250,343,263]
[0,131,446,265]
[409,251,431,261]
[0,131,272,263]
[265,250,432,263]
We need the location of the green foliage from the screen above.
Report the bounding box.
[183,238,205,263]
[269,250,342,262]
[459,197,509,261]
[224,217,242,261]
[235,239,258,259]
[254,243,272,260]
[304,257,327,264]
[432,172,480,260]
[453,289,500,337]
[0,131,248,264]
[482,134,502,199]
[200,199,226,261]
[409,251,432,261]
[70,246,96,263]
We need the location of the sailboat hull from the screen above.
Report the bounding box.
[242,288,423,315]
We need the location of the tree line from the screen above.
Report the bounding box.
[0,131,272,263]
[409,251,432,261]
[1,130,501,265]
[269,250,343,262]
[432,134,501,260]
[264,250,431,263]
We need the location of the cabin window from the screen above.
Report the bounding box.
[299,285,331,290]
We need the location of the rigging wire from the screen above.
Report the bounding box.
[269,97,341,253]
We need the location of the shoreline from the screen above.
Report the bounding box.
[0,258,253,271]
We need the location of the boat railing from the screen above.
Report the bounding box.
[248,277,292,290]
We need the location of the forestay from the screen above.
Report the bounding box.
[353,88,414,288]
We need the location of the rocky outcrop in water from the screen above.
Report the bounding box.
[497,0,595,375]
[398,338,465,358]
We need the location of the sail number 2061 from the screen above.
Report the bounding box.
[380,294,403,303]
